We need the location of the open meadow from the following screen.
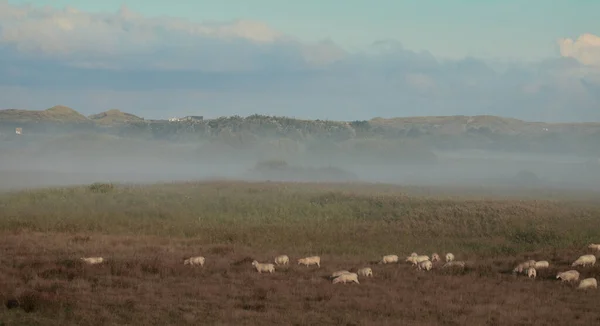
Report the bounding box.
[1,181,600,325]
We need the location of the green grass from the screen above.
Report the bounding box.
[2,181,600,258]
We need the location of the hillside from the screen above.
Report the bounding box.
[1,106,600,156]
[89,109,144,125]
[0,105,90,123]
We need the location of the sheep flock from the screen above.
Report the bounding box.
[77,242,600,291]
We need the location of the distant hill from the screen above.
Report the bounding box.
[369,115,600,135]
[1,106,600,156]
[89,109,144,125]
[0,105,90,123]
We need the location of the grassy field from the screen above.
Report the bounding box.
[1,181,600,325]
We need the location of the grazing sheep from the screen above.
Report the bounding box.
[588,244,600,251]
[572,254,596,267]
[357,267,373,277]
[183,256,205,266]
[418,260,433,271]
[431,253,441,262]
[527,267,537,279]
[513,260,536,274]
[332,272,360,284]
[80,257,103,265]
[416,255,430,264]
[410,252,418,257]
[578,278,598,290]
[252,260,275,273]
[445,253,455,262]
[533,260,549,269]
[407,255,430,266]
[331,270,351,278]
[380,255,399,264]
[274,255,289,266]
[556,270,580,282]
[297,256,321,268]
[442,261,465,269]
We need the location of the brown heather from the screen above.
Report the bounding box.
[1,181,600,325]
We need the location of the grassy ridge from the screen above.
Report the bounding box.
[2,181,600,257]
[3,181,600,325]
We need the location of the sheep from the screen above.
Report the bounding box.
[513,260,536,274]
[588,244,600,251]
[183,256,205,266]
[431,253,441,262]
[578,278,598,290]
[331,270,351,278]
[442,261,465,269]
[572,254,596,267]
[533,260,549,269]
[332,272,360,284]
[418,260,433,271]
[527,267,537,279]
[252,260,275,273]
[80,257,103,265]
[556,270,580,282]
[379,255,399,264]
[297,256,320,268]
[274,255,289,266]
[410,252,418,257]
[445,253,455,262]
[416,255,430,264]
[407,255,430,266]
[357,267,373,277]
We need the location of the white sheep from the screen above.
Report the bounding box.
[533,260,549,269]
[415,255,430,264]
[572,254,596,267]
[431,253,441,262]
[357,267,373,277]
[578,278,598,290]
[442,261,465,269]
[331,270,351,278]
[556,270,580,282]
[297,256,321,268]
[527,267,537,279]
[274,255,289,266]
[252,260,275,273]
[183,256,205,266]
[513,260,536,274]
[588,243,600,251]
[418,260,433,271]
[332,272,360,284]
[445,253,455,262]
[380,255,399,264]
[80,257,104,265]
[410,252,418,257]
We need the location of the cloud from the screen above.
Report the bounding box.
[558,33,600,66]
[0,2,599,122]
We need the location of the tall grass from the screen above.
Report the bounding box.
[1,181,599,258]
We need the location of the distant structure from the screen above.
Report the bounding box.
[168,116,203,122]
[15,127,22,135]
[181,116,203,121]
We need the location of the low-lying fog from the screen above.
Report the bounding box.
[1,138,599,192]
[0,134,600,189]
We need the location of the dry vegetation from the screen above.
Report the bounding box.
[1,181,600,325]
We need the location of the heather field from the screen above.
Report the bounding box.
[1,181,600,325]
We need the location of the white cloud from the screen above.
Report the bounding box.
[0,2,598,122]
[0,2,344,71]
[558,33,600,66]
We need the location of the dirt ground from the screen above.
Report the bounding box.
[1,232,600,326]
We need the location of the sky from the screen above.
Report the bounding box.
[1,0,599,122]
